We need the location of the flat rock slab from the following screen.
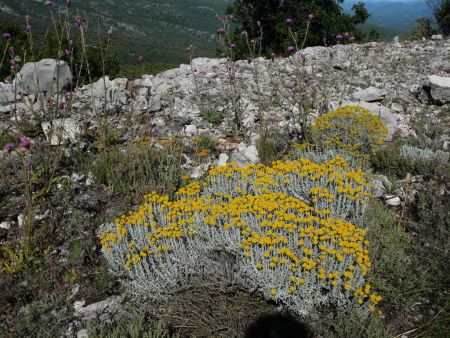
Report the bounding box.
[418,75,450,105]
[352,86,387,102]
[73,295,124,321]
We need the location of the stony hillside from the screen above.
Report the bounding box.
[3,36,447,151]
[0,35,449,337]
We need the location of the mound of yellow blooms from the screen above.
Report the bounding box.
[100,154,382,316]
[311,105,388,158]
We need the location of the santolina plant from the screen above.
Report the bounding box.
[99,153,382,317]
[399,144,437,162]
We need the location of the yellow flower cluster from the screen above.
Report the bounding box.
[206,156,372,210]
[100,155,382,315]
[310,105,388,158]
[131,136,152,147]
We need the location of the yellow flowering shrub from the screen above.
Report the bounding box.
[100,154,382,317]
[310,106,388,158]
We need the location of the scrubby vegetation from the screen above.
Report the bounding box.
[100,152,380,317]
[1,96,449,337]
[0,1,449,337]
[225,0,369,58]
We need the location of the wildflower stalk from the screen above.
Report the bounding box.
[217,16,242,134]
[188,45,202,107]
[97,18,112,147]
[1,40,9,69]
[243,25,265,136]
[23,159,34,242]
[286,18,313,141]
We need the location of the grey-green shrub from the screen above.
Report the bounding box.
[99,151,381,317]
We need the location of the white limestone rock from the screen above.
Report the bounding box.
[418,75,450,105]
[16,59,72,95]
[352,86,387,102]
[41,118,82,146]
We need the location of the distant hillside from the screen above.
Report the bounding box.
[343,0,432,38]
[0,0,231,67]
[0,0,433,68]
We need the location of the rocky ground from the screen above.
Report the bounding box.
[0,36,449,337]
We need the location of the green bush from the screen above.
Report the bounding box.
[430,0,450,35]
[87,143,183,198]
[371,141,450,179]
[0,22,29,80]
[257,131,290,164]
[413,181,450,231]
[200,109,223,124]
[365,200,427,313]
[225,0,370,58]
[329,310,390,338]
[88,309,178,338]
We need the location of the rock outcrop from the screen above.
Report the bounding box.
[15,59,72,95]
[418,75,450,105]
[352,86,387,102]
[1,37,450,155]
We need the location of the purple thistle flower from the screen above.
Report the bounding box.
[286,18,294,25]
[26,162,32,170]
[137,55,144,63]
[336,34,343,43]
[20,136,31,150]
[45,0,53,6]
[5,143,14,153]
[230,43,236,49]
[287,45,295,53]
[66,0,72,8]
[75,17,81,28]
[308,14,314,22]
[349,36,356,43]
[8,46,14,54]
[3,32,10,40]
[64,49,71,57]
[290,82,298,95]
[217,27,225,34]
[59,101,65,110]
